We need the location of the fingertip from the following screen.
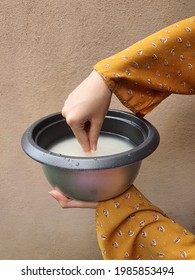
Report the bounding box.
[48,190,55,196]
[82,144,91,153]
[48,190,58,200]
[90,135,99,152]
[91,143,97,152]
[49,189,66,201]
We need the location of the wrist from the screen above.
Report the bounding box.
[91,70,112,97]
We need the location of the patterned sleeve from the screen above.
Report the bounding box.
[94,16,195,116]
[96,185,195,260]
[95,17,195,260]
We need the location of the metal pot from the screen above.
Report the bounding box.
[21,109,160,201]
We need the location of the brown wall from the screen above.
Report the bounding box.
[0,0,194,259]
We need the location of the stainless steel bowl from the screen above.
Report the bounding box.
[21,110,160,201]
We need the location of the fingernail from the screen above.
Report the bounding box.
[91,144,97,152]
[49,190,57,195]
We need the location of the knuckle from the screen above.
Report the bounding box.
[61,107,67,118]
[65,113,77,126]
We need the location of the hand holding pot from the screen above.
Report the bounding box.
[61,70,112,152]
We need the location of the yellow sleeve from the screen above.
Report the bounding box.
[95,17,195,259]
[96,185,195,260]
[94,16,195,116]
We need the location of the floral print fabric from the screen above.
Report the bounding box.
[94,17,195,260]
[94,17,195,116]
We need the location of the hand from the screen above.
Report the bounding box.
[62,70,112,152]
[49,189,97,209]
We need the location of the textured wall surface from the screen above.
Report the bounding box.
[0,0,194,259]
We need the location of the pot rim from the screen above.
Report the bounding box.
[21,109,160,170]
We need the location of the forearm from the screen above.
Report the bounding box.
[94,16,195,116]
[96,185,195,260]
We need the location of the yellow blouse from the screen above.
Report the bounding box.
[94,16,195,260]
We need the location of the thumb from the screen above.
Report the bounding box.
[88,120,103,151]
